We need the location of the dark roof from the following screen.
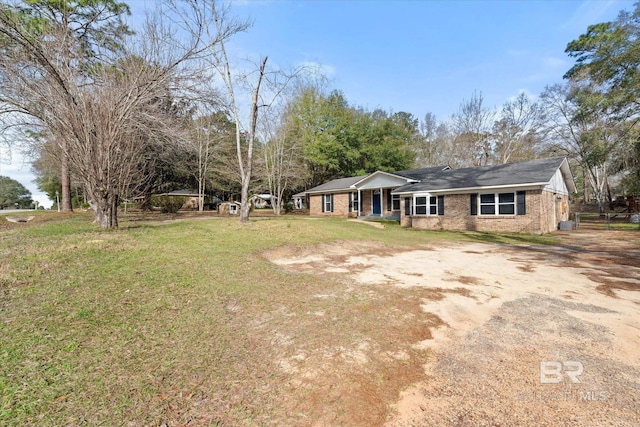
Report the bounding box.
[166,189,200,196]
[305,167,449,194]
[303,157,572,195]
[305,175,367,193]
[393,165,450,180]
[393,157,568,193]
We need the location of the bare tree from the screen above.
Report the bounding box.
[0,3,205,227]
[493,92,545,163]
[185,101,232,212]
[451,91,496,166]
[540,83,619,212]
[261,103,305,215]
[215,44,267,223]
[178,0,303,222]
[174,0,260,222]
[415,112,438,167]
[415,113,456,167]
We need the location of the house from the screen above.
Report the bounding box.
[305,166,450,220]
[218,201,241,215]
[164,190,203,210]
[251,194,276,209]
[303,157,576,234]
[292,192,307,210]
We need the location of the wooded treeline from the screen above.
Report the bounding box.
[1,0,638,227]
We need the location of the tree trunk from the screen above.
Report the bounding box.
[237,57,267,224]
[60,142,73,212]
[92,192,119,228]
[583,168,589,203]
[239,176,251,223]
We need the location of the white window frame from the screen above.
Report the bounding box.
[323,194,333,212]
[413,193,437,216]
[392,194,400,211]
[351,192,359,213]
[478,192,517,216]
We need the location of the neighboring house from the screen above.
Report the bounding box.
[218,201,241,215]
[149,190,219,210]
[251,194,276,209]
[164,190,202,210]
[303,157,576,234]
[292,192,307,210]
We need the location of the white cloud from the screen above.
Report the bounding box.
[563,0,619,30]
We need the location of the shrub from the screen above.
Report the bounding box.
[284,201,294,213]
[150,195,186,213]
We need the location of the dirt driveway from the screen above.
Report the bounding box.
[264,229,640,426]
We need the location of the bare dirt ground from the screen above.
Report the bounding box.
[264,229,640,426]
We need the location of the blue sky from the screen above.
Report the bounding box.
[227,0,632,119]
[1,0,634,208]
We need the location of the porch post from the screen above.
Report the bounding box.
[380,187,383,217]
[358,189,362,217]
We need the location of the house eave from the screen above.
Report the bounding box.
[559,158,578,193]
[351,170,418,188]
[305,188,355,195]
[393,182,549,196]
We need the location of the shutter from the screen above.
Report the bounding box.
[517,191,526,215]
[404,197,411,216]
[386,189,392,211]
[348,192,352,212]
[330,194,334,212]
[470,193,477,216]
[438,195,444,216]
[321,194,325,213]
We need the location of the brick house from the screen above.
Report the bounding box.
[304,157,576,234]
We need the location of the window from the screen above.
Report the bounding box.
[476,192,521,216]
[350,192,359,213]
[392,194,400,211]
[480,194,496,215]
[412,194,443,216]
[415,196,428,215]
[322,194,333,213]
[498,193,515,214]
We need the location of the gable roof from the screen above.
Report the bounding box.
[393,157,576,194]
[393,165,451,180]
[303,157,575,196]
[305,175,367,194]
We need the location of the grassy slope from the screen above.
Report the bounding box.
[0,213,557,426]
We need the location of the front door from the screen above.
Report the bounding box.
[372,190,381,215]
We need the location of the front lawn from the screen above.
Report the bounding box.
[0,213,557,425]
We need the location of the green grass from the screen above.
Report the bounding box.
[607,222,640,230]
[0,213,563,425]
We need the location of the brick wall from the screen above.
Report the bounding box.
[539,190,570,233]
[309,193,357,217]
[402,190,564,234]
[361,190,372,216]
[309,188,570,233]
[400,197,411,227]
